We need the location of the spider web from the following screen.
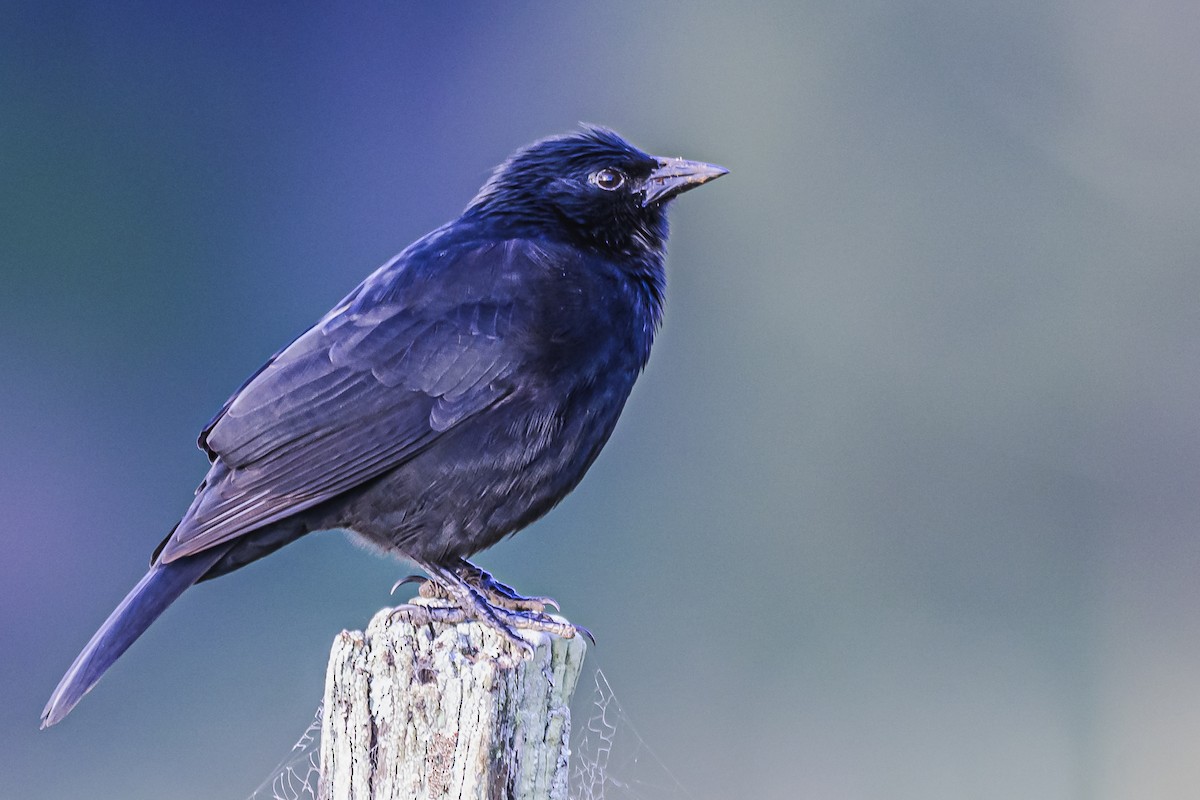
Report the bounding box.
[247,669,691,800]
[246,703,323,800]
[568,668,693,800]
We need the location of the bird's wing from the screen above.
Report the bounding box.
[156,240,540,563]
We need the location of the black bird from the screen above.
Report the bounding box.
[42,126,726,727]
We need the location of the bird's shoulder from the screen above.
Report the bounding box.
[196,233,631,462]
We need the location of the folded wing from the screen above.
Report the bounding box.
[156,240,540,563]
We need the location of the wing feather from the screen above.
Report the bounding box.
[156,238,547,563]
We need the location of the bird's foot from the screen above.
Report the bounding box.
[399,559,592,653]
[400,563,559,613]
[397,588,577,654]
[452,558,561,613]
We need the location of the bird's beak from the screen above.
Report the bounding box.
[641,158,729,207]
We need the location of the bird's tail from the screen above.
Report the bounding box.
[41,546,228,728]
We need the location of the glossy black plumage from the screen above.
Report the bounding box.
[42,126,726,727]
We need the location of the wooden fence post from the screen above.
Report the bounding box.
[318,597,587,800]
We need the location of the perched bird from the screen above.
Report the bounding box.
[42,126,726,727]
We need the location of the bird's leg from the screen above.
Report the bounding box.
[395,558,588,652]
[395,561,530,653]
[450,558,560,613]
[402,559,559,611]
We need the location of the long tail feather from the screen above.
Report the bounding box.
[41,547,228,728]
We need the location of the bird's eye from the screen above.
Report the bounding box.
[591,168,625,191]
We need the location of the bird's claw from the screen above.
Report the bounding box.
[491,606,582,641]
[398,559,588,656]
[574,623,596,646]
[452,560,561,613]
[481,585,560,614]
[390,574,427,595]
[391,599,535,656]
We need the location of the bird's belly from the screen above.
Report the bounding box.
[329,384,630,563]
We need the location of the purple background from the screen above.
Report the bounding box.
[4,2,1200,798]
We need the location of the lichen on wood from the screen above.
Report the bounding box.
[319,597,587,800]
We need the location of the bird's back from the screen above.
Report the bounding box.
[164,229,660,567]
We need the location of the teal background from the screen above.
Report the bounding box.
[4,2,1200,798]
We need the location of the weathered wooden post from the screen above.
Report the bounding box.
[318,597,588,800]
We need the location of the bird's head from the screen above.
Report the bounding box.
[463,126,727,260]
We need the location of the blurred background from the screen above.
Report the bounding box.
[3,2,1200,798]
